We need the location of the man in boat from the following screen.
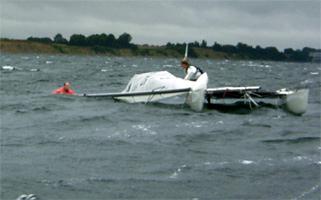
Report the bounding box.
[180,58,204,81]
[52,82,76,95]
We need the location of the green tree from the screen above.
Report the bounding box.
[69,34,87,46]
[106,34,116,47]
[212,42,222,51]
[54,33,68,44]
[86,34,101,46]
[263,46,285,61]
[201,40,207,48]
[117,33,132,48]
[189,41,200,48]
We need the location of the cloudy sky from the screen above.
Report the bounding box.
[1,0,320,50]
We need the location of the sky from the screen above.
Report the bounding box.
[1,0,320,50]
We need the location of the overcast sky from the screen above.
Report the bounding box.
[1,0,320,50]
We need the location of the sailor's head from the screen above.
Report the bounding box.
[181,58,189,69]
[63,82,71,90]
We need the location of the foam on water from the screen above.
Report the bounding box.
[132,124,157,135]
[163,64,174,68]
[16,194,38,200]
[239,160,255,165]
[169,164,187,179]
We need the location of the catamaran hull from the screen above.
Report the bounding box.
[206,88,309,115]
[185,73,208,111]
[283,89,309,115]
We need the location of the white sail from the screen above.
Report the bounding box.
[115,71,208,111]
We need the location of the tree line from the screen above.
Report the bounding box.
[27,33,136,49]
[166,41,319,62]
[26,33,319,62]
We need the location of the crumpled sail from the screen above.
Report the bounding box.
[115,71,208,111]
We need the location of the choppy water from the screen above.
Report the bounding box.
[1,54,320,200]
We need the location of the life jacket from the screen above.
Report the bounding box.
[52,87,75,95]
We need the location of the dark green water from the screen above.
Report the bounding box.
[1,54,320,200]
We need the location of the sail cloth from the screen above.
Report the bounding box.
[122,71,194,93]
[116,71,208,111]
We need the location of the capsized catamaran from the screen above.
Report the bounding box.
[83,70,308,115]
[83,44,309,115]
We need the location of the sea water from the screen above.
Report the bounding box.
[1,54,320,199]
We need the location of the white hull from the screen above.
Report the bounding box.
[284,89,309,115]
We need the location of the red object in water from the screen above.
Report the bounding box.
[52,87,76,95]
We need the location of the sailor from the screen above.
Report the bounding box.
[180,58,204,81]
[52,82,76,95]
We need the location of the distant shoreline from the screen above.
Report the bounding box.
[0,39,231,59]
[0,39,319,63]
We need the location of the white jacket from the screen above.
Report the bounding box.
[184,66,202,81]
